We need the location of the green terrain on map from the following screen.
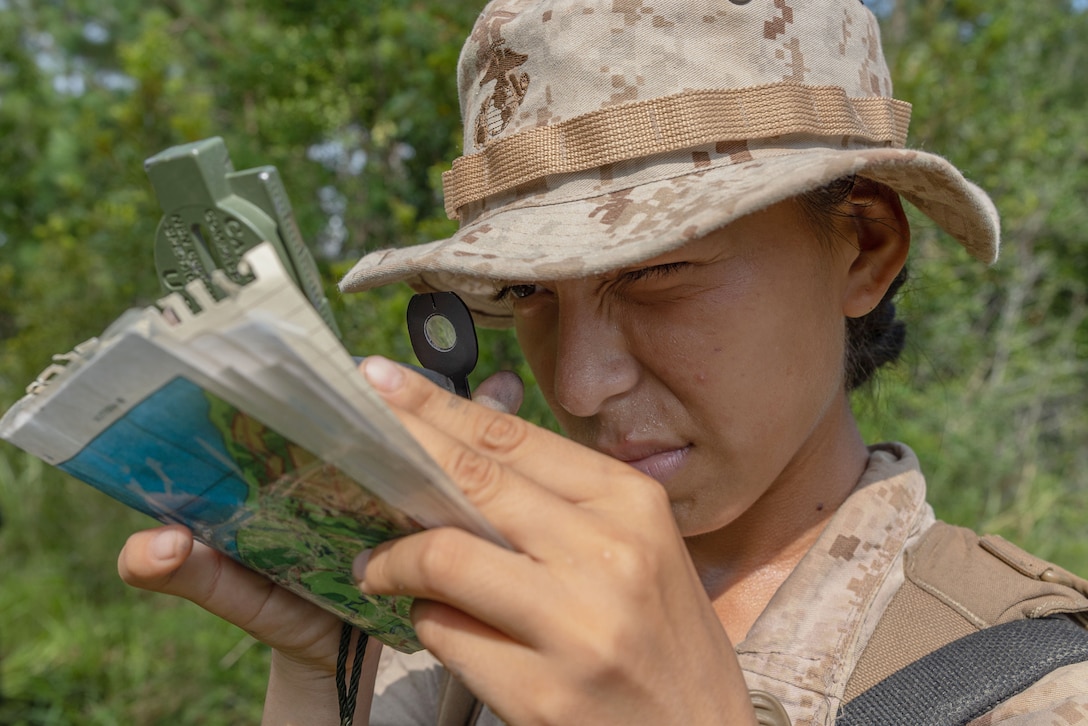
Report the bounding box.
[205,391,424,651]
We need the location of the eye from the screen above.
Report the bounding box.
[619,261,690,283]
[493,283,542,302]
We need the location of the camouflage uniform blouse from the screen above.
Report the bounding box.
[369,443,1088,725]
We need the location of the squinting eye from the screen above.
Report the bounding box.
[621,261,690,282]
[494,283,541,302]
[509,284,538,299]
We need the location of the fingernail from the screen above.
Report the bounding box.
[353,549,372,584]
[150,528,182,562]
[362,357,405,392]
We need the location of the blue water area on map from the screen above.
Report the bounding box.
[59,377,252,545]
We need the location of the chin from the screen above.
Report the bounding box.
[669,498,734,539]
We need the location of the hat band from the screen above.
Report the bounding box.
[443,82,912,220]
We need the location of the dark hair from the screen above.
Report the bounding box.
[798,176,908,391]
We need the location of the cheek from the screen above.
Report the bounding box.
[642,291,769,402]
[646,270,847,446]
[514,319,555,388]
[513,313,571,424]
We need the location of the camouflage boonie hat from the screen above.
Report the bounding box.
[340,0,1001,327]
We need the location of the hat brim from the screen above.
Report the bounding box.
[339,146,999,328]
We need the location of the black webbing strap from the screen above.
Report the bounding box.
[836,617,1088,726]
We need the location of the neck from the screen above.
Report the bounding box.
[684,395,870,643]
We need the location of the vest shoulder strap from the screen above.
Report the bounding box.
[844,520,1088,702]
[837,615,1088,726]
[436,670,483,726]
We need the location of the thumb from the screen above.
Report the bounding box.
[472,370,524,414]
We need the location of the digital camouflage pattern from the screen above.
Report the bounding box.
[369,445,1088,725]
[340,0,1001,327]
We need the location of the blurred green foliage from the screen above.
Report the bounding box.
[857,0,1088,568]
[0,0,1085,723]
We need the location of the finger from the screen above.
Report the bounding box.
[362,356,622,503]
[117,523,196,589]
[472,370,524,414]
[408,598,547,700]
[386,403,603,554]
[119,526,339,659]
[355,527,555,645]
[408,599,579,726]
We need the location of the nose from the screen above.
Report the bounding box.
[552,301,639,418]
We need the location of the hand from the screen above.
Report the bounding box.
[355,357,756,726]
[118,522,379,724]
[116,370,524,724]
[117,522,349,668]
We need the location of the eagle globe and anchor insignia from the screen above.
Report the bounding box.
[473,20,531,147]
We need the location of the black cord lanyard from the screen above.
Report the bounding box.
[336,622,369,726]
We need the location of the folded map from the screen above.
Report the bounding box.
[0,242,505,652]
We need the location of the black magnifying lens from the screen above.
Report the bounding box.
[406,292,478,399]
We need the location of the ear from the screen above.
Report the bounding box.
[841,182,911,318]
